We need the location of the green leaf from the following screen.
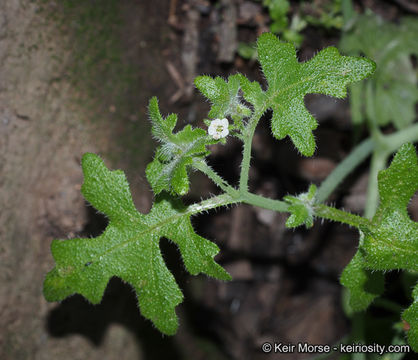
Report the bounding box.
[237,74,267,110]
[340,144,418,349]
[284,184,317,228]
[44,153,230,335]
[360,143,418,271]
[340,14,418,129]
[146,97,210,195]
[340,247,385,312]
[195,74,251,120]
[403,282,418,351]
[257,32,375,156]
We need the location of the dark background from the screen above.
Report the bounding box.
[1,0,417,359]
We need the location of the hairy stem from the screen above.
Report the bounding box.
[188,192,368,230]
[187,193,239,216]
[239,110,263,192]
[316,138,374,203]
[193,160,239,197]
[242,192,289,212]
[188,191,288,216]
[314,204,370,228]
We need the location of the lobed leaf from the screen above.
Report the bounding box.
[195,74,251,120]
[257,32,375,156]
[44,153,230,335]
[146,97,211,196]
[361,143,418,271]
[341,144,418,346]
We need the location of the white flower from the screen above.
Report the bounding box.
[208,118,229,140]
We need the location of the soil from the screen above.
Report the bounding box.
[1,1,417,360]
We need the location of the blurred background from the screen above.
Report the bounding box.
[0,0,417,359]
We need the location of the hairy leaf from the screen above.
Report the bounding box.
[403,283,418,351]
[341,144,418,329]
[340,246,385,312]
[361,143,418,271]
[237,74,267,110]
[195,74,251,120]
[284,184,317,228]
[44,153,230,335]
[146,97,211,195]
[257,32,375,156]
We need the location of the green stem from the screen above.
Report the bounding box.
[352,313,366,360]
[187,189,368,230]
[187,193,239,216]
[316,123,418,209]
[193,160,239,197]
[186,190,370,236]
[364,150,388,219]
[191,105,417,230]
[314,204,370,228]
[363,120,418,218]
[316,138,374,203]
[188,190,289,216]
[239,110,263,192]
[365,80,381,137]
[242,192,289,212]
[342,0,355,26]
[384,123,418,153]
